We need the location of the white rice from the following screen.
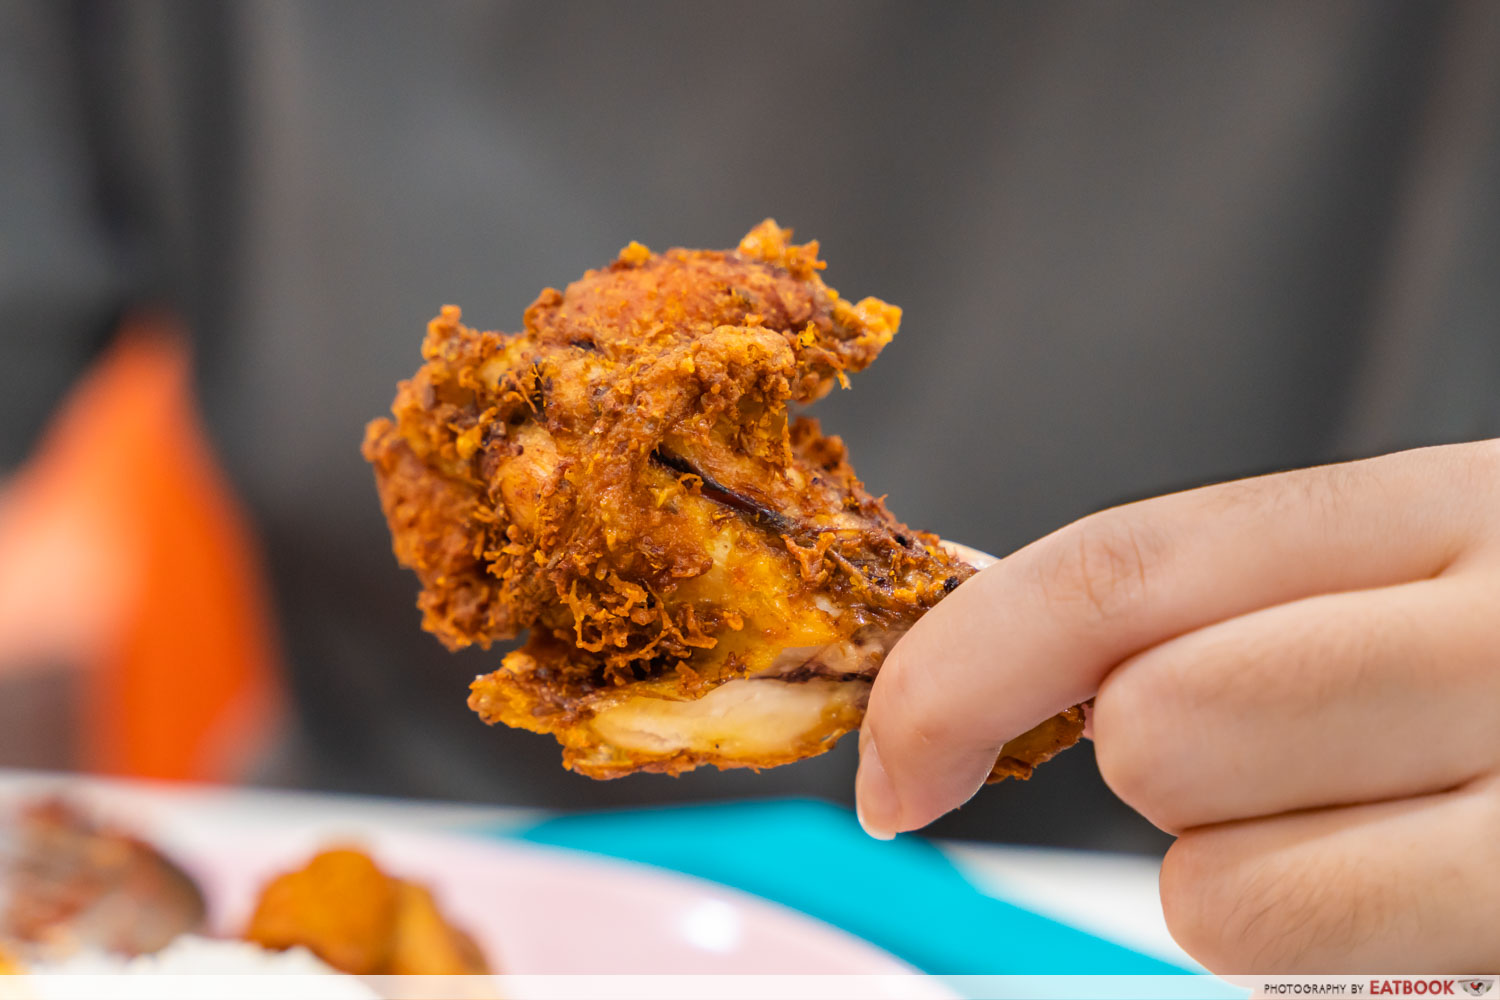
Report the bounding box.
[23,935,381,999]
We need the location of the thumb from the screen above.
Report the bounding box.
[855,448,1469,839]
[856,539,1004,839]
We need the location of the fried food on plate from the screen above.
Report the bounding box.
[244,848,488,975]
[0,798,205,960]
[364,220,1084,780]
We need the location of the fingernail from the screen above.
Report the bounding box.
[855,735,899,840]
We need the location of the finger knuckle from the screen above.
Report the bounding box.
[1160,835,1301,971]
[1163,832,1388,973]
[1092,673,1173,820]
[1177,620,1313,720]
[1159,836,1218,961]
[1032,514,1163,626]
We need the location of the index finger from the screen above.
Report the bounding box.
[858,442,1494,836]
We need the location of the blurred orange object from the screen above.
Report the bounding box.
[0,317,284,780]
[245,847,490,975]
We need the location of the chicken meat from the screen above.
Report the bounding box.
[363,221,1083,780]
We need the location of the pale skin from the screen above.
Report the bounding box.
[856,440,1500,972]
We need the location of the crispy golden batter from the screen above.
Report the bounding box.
[244,848,488,976]
[364,220,1083,779]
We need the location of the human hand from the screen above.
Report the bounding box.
[857,442,1500,971]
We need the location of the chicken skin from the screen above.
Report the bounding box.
[363,221,1083,780]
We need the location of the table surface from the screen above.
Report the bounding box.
[0,769,1196,970]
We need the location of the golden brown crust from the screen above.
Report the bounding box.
[987,706,1088,782]
[246,849,400,974]
[366,220,1083,780]
[364,222,920,659]
[244,848,489,975]
[387,882,491,976]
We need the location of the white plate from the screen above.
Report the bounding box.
[0,775,953,994]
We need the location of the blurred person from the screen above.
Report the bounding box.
[1,0,1498,873]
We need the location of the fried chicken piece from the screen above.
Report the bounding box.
[363,220,1083,780]
[244,848,489,975]
[245,849,397,974]
[387,882,489,977]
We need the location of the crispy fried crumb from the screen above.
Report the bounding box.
[365,220,1083,779]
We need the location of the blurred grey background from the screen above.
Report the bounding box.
[3,0,1499,853]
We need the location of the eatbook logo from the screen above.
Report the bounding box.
[1460,981,1494,997]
